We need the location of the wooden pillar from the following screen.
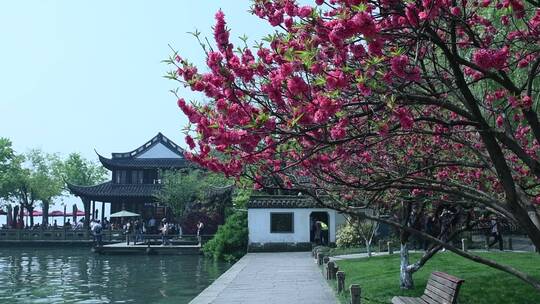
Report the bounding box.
[461,238,467,251]
[337,271,345,293]
[350,284,361,304]
[317,252,325,265]
[82,198,91,230]
[101,202,105,222]
[326,261,338,280]
[91,201,95,220]
[323,256,330,264]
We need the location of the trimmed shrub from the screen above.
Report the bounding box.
[336,223,363,248]
[202,211,248,262]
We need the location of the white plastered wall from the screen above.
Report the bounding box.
[248,208,337,244]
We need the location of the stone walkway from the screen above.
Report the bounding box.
[189,252,338,304]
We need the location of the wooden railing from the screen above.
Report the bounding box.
[0,229,214,243]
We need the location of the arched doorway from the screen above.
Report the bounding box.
[310,211,329,245]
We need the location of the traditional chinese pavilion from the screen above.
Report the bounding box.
[68,133,192,227]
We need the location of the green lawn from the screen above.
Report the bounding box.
[330,252,540,304]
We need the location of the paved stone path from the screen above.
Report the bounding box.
[189,252,338,304]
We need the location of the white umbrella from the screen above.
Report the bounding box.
[109,210,140,218]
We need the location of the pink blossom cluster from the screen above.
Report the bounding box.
[168,0,540,212]
[472,47,509,70]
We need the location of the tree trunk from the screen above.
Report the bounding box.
[72,204,77,223]
[13,205,19,228]
[400,242,414,289]
[28,206,34,227]
[42,201,49,227]
[366,240,372,257]
[6,205,12,227]
[83,199,90,230]
[527,208,540,230]
[19,204,24,228]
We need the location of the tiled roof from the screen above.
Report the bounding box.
[98,154,193,170]
[247,195,324,209]
[111,132,184,159]
[67,181,161,201]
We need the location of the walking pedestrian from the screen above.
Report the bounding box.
[197,220,204,245]
[92,220,103,247]
[314,221,322,245]
[148,216,156,234]
[161,219,170,246]
[134,219,143,245]
[125,221,133,245]
[488,215,504,251]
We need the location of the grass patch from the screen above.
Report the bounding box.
[326,246,367,256]
[330,252,540,304]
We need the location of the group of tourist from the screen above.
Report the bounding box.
[411,209,507,251]
[107,217,205,247]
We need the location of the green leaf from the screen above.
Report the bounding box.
[352,4,367,12]
[290,113,305,127]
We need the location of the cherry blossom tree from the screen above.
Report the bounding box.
[167,0,540,290]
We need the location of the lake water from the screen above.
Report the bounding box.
[0,248,230,304]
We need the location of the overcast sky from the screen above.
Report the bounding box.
[0,0,274,160]
[0,1,276,218]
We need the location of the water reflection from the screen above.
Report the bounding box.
[0,248,230,304]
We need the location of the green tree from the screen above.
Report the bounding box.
[0,139,31,226]
[3,150,64,227]
[6,155,38,227]
[57,152,107,228]
[202,211,248,262]
[202,185,252,262]
[59,152,107,186]
[26,149,64,226]
[0,138,17,202]
[156,170,232,217]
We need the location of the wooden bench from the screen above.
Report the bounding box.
[392,271,464,304]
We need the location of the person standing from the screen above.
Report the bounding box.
[177,223,183,239]
[125,221,133,245]
[161,219,170,245]
[314,221,322,245]
[489,215,504,251]
[197,220,204,245]
[92,220,103,247]
[439,209,454,252]
[423,213,436,250]
[134,219,143,245]
[148,216,156,235]
[320,221,329,246]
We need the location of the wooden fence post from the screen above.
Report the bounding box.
[485,236,490,251]
[508,236,513,250]
[387,241,393,254]
[350,284,361,304]
[379,240,384,252]
[337,271,346,293]
[326,261,338,280]
[317,253,325,265]
[461,238,467,251]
